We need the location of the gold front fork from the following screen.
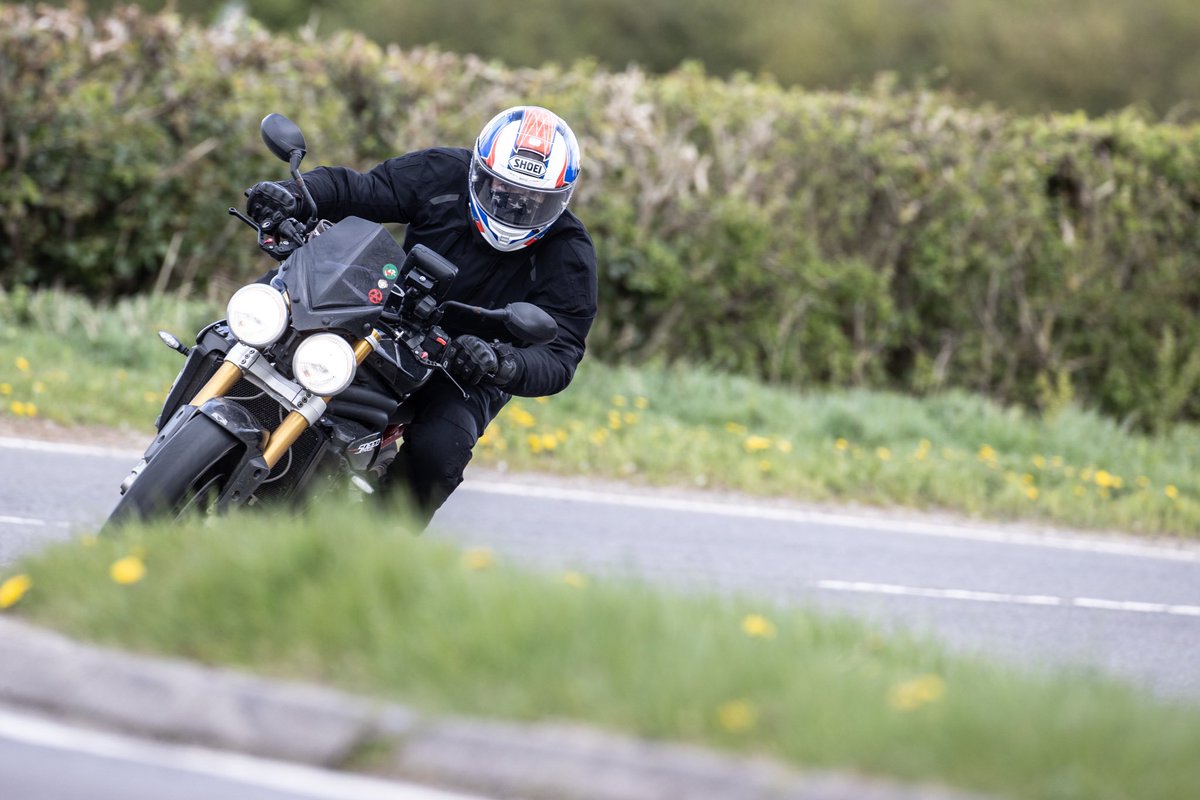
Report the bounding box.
[260,334,380,469]
[188,361,243,408]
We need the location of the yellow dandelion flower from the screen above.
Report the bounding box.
[0,383,9,396]
[0,574,33,609]
[611,394,627,407]
[1021,474,1035,486]
[622,412,639,425]
[32,381,45,394]
[776,440,793,454]
[15,357,30,373]
[538,432,558,451]
[744,435,772,453]
[835,438,850,451]
[1079,467,1094,483]
[506,405,536,428]
[977,445,997,462]
[887,674,946,711]
[1024,486,1039,501]
[462,547,495,571]
[1165,485,1180,500]
[725,422,748,435]
[527,434,544,454]
[717,700,758,733]
[1050,456,1064,469]
[1094,470,1119,489]
[741,613,777,639]
[1032,455,1047,470]
[876,447,892,461]
[1136,476,1151,489]
[24,403,37,418]
[608,410,623,430]
[562,571,587,588]
[589,428,609,446]
[9,401,27,417]
[634,396,649,409]
[110,556,146,585]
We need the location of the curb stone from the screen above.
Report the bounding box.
[0,617,989,800]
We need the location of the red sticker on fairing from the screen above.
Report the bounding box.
[368,288,384,304]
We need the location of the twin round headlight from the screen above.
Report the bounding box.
[292,333,357,396]
[227,284,289,348]
[227,284,357,396]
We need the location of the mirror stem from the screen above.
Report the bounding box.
[290,151,318,229]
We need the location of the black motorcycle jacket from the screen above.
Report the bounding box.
[299,147,598,398]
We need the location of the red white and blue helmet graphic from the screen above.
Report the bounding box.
[468,106,581,252]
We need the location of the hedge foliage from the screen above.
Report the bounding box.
[4,5,1200,429]
[66,0,1200,118]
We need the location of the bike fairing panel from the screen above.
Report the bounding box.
[281,217,407,336]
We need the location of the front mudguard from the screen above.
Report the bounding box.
[149,398,272,511]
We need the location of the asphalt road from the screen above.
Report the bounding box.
[0,709,487,800]
[2,435,1199,704]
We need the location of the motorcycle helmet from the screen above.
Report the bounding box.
[468,106,581,252]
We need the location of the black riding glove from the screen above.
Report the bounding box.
[446,336,519,387]
[244,181,309,231]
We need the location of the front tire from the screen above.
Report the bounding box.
[104,416,243,530]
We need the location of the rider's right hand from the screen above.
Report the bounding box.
[244,181,304,231]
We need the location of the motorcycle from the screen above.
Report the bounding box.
[104,114,557,528]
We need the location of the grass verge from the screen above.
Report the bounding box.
[2,288,1199,536]
[3,504,1199,800]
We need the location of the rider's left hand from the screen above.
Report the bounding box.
[446,336,519,386]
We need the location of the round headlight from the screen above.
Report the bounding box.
[226,284,289,347]
[292,333,357,396]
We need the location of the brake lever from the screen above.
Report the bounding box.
[228,207,260,230]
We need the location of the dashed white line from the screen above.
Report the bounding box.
[817,579,1200,618]
[0,515,70,528]
[0,436,143,460]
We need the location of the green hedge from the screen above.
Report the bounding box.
[4,5,1200,429]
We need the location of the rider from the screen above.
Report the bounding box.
[243,106,597,523]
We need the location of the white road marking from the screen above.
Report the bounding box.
[4,434,1199,564]
[0,515,70,528]
[0,708,489,800]
[0,436,143,460]
[462,479,1200,563]
[817,579,1200,618]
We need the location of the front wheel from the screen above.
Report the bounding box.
[104,416,243,530]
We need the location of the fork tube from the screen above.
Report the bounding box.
[189,361,242,407]
[262,411,309,468]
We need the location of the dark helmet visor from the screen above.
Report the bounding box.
[470,160,572,229]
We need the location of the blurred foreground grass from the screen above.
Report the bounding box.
[2,289,1198,536]
[3,504,1199,800]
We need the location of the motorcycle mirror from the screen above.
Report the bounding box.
[260,113,307,164]
[502,302,558,346]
